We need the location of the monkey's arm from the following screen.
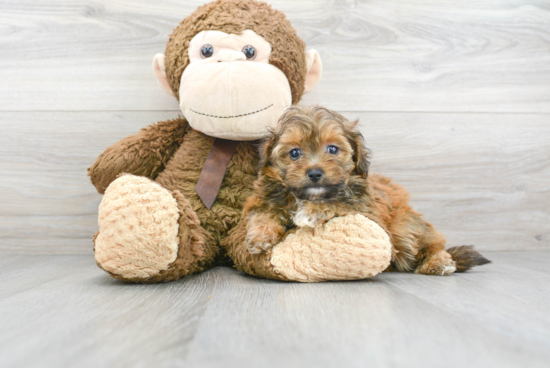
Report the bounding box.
[88,117,190,194]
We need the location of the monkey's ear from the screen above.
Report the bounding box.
[304,50,322,94]
[152,54,175,96]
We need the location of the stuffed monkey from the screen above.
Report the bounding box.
[89,0,392,283]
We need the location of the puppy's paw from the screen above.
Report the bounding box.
[293,208,318,228]
[440,265,457,276]
[293,206,335,228]
[245,221,284,254]
[246,241,273,255]
[414,251,457,276]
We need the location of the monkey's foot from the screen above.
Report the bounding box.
[270,214,392,282]
[94,175,181,281]
[94,175,215,283]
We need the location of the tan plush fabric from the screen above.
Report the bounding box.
[95,175,180,279]
[108,190,220,284]
[270,214,392,282]
[175,29,293,140]
[179,44,292,140]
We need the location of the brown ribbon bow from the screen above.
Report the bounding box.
[195,138,240,209]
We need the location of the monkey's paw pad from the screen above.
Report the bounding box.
[270,214,392,282]
[95,175,180,280]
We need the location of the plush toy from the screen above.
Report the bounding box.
[89,0,393,283]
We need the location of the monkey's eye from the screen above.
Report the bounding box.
[201,44,214,58]
[327,145,339,155]
[289,148,301,160]
[242,45,256,60]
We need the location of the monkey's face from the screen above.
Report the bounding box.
[178,30,292,140]
[154,1,323,141]
[154,24,322,141]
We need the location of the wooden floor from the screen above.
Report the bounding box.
[0,251,549,368]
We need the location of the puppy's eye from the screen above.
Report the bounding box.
[289,148,301,160]
[242,45,256,60]
[327,145,339,155]
[201,44,214,58]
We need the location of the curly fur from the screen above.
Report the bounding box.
[241,106,491,275]
[447,245,491,272]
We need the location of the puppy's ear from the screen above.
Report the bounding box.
[259,133,278,170]
[345,121,370,178]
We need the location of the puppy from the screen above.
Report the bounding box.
[243,106,490,276]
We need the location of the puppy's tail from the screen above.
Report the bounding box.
[447,246,491,272]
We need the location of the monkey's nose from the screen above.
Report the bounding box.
[217,49,246,62]
[307,168,324,183]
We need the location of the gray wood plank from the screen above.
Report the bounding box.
[185,265,550,368]
[0,255,92,299]
[0,255,215,368]
[1,0,549,112]
[0,111,177,253]
[1,111,548,253]
[490,250,550,275]
[382,252,550,347]
[0,252,549,368]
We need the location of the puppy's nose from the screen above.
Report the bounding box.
[307,168,324,183]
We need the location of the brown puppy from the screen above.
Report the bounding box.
[243,106,490,276]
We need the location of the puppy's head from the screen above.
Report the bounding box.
[260,106,370,201]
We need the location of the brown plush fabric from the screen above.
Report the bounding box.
[146,190,219,283]
[90,119,263,283]
[89,0,314,283]
[164,0,307,104]
[88,118,189,194]
[154,129,260,247]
